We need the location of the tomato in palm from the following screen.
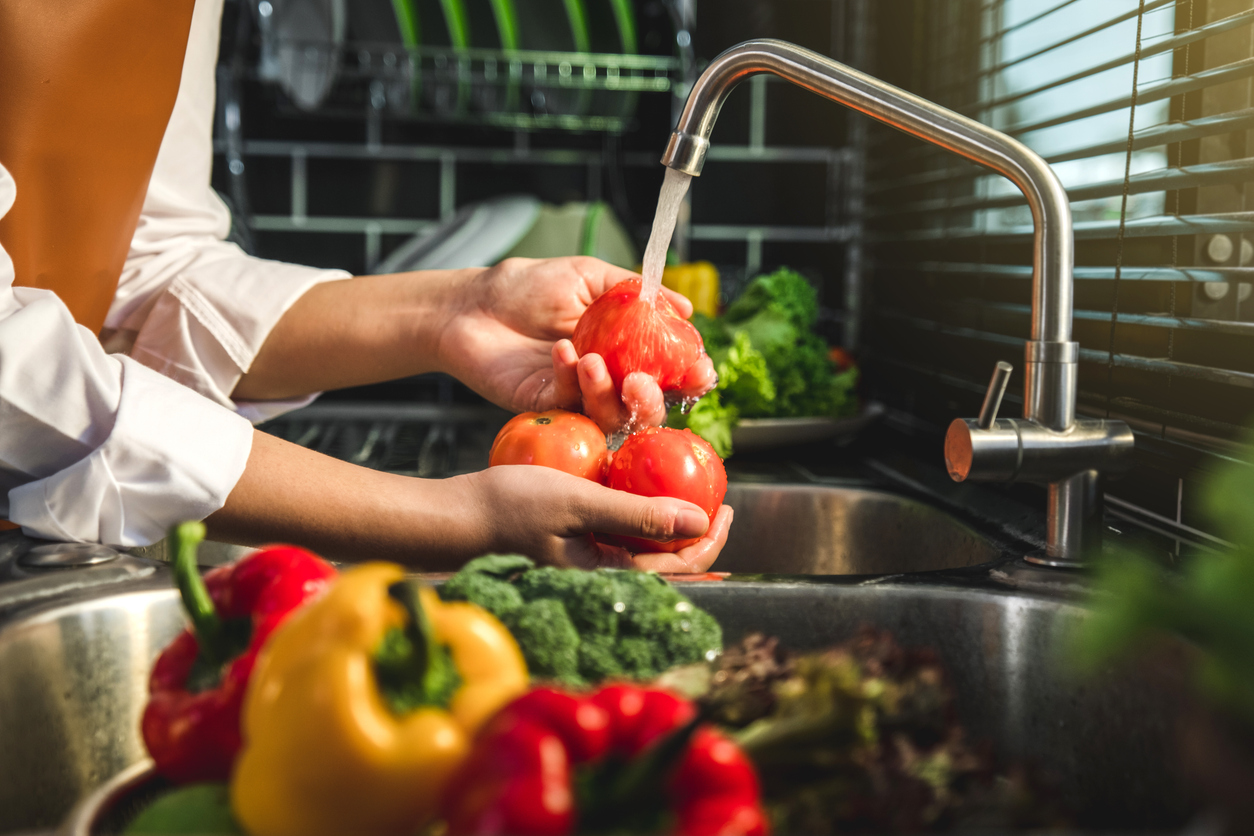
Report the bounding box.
[571,279,707,395]
[490,410,608,482]
[603,427,727,553]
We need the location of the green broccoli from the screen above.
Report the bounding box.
[437,559,723,686]
[615,636,666,680]
[506,598,583,685]
[439,564,526,619]
[577,634,621,682]
[516,566,618,637]
[658,601,724,665]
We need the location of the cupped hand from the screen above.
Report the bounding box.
[470,465,732,572]
[440,257,716,434]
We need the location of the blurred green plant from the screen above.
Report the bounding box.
[1073,426,1254,729]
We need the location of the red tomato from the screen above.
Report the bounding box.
[571,278,707,394]
[603,427,727,553]
[489,410,608,482]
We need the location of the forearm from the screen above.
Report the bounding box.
[204,430,494,570]
[231,269,477,401]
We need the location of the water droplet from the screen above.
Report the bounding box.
[705,649,718,662]
[675,601,692,613]
[680,620,691,632]
[613,601,626,613]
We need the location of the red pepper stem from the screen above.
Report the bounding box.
[584,708,710,828]
[170,521,226,664]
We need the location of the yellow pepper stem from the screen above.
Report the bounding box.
[374,581,461,713]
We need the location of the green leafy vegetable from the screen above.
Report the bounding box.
[670,268,858,455]
[438,555,722,686]
[724,265,820,331]
[1074,427,1254,729]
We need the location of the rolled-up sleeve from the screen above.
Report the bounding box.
[0,165,254,547]
[106,0,349,424]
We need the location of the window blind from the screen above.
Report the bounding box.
[863,0,1254,545]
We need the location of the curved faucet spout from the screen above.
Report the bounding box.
[661,38,1076,425]
[664,39,1131,567]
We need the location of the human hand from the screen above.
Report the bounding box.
[467,465,733,572]
[440,257,717,434]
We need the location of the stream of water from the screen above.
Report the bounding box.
[639,167,693,306]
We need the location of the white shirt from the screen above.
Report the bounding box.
[0,0,350,546]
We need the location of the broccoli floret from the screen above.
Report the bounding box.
[439,560,725,687]
[438,570,525,619]
[578,634,622,682]
[506,599,583,685]
[615,636,665,680]
[608,571,684,634]
[516,567,619,637]
[658,602,723,666]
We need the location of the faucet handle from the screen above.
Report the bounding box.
[978,361,1013,429]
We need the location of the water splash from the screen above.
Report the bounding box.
[639,167,693,307]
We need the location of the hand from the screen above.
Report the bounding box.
[440,257,717,433]
[469,465,733,572]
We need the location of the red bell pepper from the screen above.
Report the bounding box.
[441,684,769,836]
[141,521,336,783]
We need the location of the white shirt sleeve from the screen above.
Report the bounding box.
[0,163,254,546]
[106,0,351,424]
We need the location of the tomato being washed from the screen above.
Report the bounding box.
[489,409,609,482]
[603,427,727,553]
[571,278,707,395]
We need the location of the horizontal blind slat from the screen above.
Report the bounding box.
[872,212,1254,243]
[876,308,1254,389]
[867,157,1254,217]
[1007,55,1254,135]
[869,350,1254,445]
[956,300,1254,337]
[881,261,1254,284]
[979,0,1176,81]
[867,107,1254,193]
[978,0,1084,45]
[970,7,1254,114]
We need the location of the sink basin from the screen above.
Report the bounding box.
[0,574,1192,832]
[0,484,1189,832]
[718,482,1006,574]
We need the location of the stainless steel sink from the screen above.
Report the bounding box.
[0,484,1189,832]
[718,482,1005,574]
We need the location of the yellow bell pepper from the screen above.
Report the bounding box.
[230,563,528,836]
[661,261,721,319]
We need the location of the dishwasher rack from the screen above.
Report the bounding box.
[260,401,512,478]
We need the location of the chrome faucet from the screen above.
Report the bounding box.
[661,39,1134,567]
